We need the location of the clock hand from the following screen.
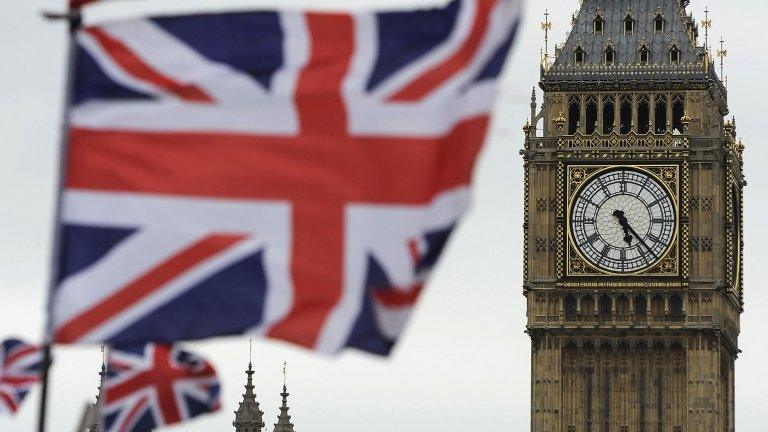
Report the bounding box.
[625,224,659,261]
[612,210,634,245]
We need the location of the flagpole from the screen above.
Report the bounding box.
[37,8,82,432]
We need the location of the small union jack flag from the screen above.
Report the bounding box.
[102,344,221,432]
[0,339,43,415]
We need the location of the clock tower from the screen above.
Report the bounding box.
[522,1,745,431]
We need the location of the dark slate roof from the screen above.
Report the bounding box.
[541,0,720,87]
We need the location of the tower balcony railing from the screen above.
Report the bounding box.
[527,130,688,151]
[541,62,711,84]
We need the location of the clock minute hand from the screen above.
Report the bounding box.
[625,224,659,261]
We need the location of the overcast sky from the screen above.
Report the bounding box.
[1,1,766,431]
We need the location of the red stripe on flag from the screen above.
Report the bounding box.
[4,345,38,367]
[119,395,149,432]
[266,13,355,348]
[373,284,423,308]
[86,28,215,103]
[71,0,99,8]
[0,391,18,413]
[389,0,497,102]
[55,235,246,343]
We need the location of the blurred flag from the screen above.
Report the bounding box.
[0,339,42,415]
[50,0,523,355]
[101,344,220,432]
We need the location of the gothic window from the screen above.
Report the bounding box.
[701,237,713,251]
[701,196,713,211]
[670,295,683,322]
[599,295,612,323]
[585,96,598,134]
[535,237,548,252]
[582,295,595,317]
[690,196,700,210]
[603,95,615,134]
[616,295,630,321]
[638,95,651,134]
[575,46,586,64]
[655,95,668,133]
[654,14,665,33]
[536,197,548,212]
[651,295,665,321]
[639,45,650,64]
[624,14,635,34]
[604,45,615,64]
[690,237,700,251]
[548,237,557,252]
[565,295,578,321]
[594,15,605,34]
[670,45,681,63]
[672,94,685,133]
[634,294,647,317]
[619,96,632,134]
[568,96,581,135]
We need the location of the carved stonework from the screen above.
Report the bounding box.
[524,1,743,431]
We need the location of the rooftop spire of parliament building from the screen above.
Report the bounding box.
[233,356,298,432]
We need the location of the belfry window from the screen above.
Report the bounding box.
[619,96,632,134]
[639,45,650,64]
[568,96,581,135]
[594,16,605,34]
[575,46,586,64]
[624,15,635,34]
[603,95,615,134]
[670,46,681,63]
[638,95,650,134]
[585,96,598,135]
[654,14,665,33]
[672,94,685,133]
[605,46,615,64]
[655,95,668,133]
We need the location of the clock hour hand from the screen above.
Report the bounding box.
[612,210,634,245]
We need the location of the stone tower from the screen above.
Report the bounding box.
[522,1,745,432]
[233,362,266,432]
[272,364,296,432]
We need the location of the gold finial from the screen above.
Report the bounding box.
[541,9,552,67]
[701,7,712,51]
[717,36,728,79]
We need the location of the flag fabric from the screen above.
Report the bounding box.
[101,344,221,432]
[50,0,523,355]
[0,339,43,415]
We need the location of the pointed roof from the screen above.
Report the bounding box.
[87,349,108,432]
[273,363,295,432]
[541,0,723,93]
[233,362,266,432]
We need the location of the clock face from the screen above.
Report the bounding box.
[570,168,677,274]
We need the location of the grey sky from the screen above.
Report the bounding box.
[0,1,765,431]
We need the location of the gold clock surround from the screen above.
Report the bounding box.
[564,164,682,278]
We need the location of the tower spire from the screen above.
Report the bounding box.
[86,346,107,432]
[233,354,265,431]
[540,9,552,69]
[717,36,728,79]
[701,7,712,52]
[273,362,295,432]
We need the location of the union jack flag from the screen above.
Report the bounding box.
[50,0,523,355]
[0,339,43,415]
[102,344,221,432]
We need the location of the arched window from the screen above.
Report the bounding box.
[654,14,665,33]
[568,96,581,135]
[655,95,668,133]
[634,294,647,317]
[624,14,635,35]
[652,295,665,321]
[575,46,586,64]
[638,95,650,134]
[672,94,685,133]
[670,295,684,321]
[670,45,681,63]
[604,45,615,64]
[582,295,595,318]
[639,45,650,64]
[565,295,578,321]
[619,96,632,134]
[585,96,598,135]
[599,295,612,323]
[603,95,615,134]
[594,15,605,34]
[616,295,630,321]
